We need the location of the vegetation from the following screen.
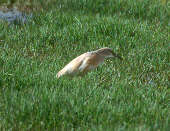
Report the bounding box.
[0,0,169,130]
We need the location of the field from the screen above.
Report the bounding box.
[0,0,169,130]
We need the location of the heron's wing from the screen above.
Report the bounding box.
[57,53,88,77]
[78,53,100,74]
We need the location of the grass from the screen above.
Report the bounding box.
[0,0,169,130]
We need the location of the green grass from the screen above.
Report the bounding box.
[0,0,169,130]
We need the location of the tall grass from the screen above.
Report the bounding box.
[0,0,169,130]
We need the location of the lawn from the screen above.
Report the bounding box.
[0,0,169,130]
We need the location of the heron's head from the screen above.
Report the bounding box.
[96,47,123,60]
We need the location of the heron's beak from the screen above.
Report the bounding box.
[112,53,123,60]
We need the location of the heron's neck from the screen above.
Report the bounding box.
[92,51,106,59]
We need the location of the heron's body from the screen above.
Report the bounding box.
[57,47,122,78]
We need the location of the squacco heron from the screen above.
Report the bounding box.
[57,47,122,78]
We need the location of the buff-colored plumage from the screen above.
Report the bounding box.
[57,47,122,78]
